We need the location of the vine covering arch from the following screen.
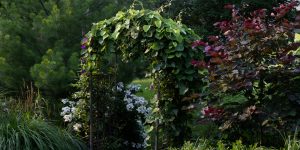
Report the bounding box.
[77,9,206,147]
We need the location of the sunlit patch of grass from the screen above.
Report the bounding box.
[295,33,300,42]
[132,78,155,103]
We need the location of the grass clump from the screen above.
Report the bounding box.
[0,113,86,150]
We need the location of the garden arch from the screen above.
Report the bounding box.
[78,9,205,148]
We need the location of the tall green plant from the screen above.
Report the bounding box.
[0,113,86,150]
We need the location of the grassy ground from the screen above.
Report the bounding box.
[295,33,300,41]
[132,78,155,102]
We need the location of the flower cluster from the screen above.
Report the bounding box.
[116,82,124,92]
[201,106,224,121]
[117,83,152,117]
[81,37,88,49]
[60,98,76,122]
[73,123,82,132]
[60,98,82,132]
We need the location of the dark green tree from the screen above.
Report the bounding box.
[0,0,136,97]
[153,0,290,36]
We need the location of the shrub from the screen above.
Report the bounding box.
[195,1,300,146]
[63,83,151,149]
[168,139,300,150]
[0,113,86,150]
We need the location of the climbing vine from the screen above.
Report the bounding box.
[75,9,205,147]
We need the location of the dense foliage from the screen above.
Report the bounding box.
[157,0,290,36]
[1,0,300,149]
[0,0,288,97]
[75,9,205,147]
[0,0,143,97]
[196,1,300,146]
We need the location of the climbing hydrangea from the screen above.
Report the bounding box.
[116,82,151,149]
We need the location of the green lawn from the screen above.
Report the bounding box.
[295,33,300,41]
[132,78,155,103]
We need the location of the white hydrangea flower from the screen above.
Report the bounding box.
[136,143,142,149]
[73,123,82,132]
[131,142,136,148]
[76,99,84,105]
[117,82,124,92]
[69,101,76,106]
[124,97,132,103]
[71,107,77,113]
[63,114,73,122]
[128,84,141,92]
[126,103,134,111]
[125,90,131,96]
[135,97,147,105]
[61,98,69,104]
[123,141,129,146]
[142,132,147,138]
[137,106,147,114]
[61,106,71,116]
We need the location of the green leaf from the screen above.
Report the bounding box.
[175,43,184,51]
[90,55,96,61]
[154,20,162,28]
[175,52,182,57]
[150,42,163,50]
[145,30,153,37]
[198,69,208,75]
[143,25,151,32]
[221,94,248,108]
[130,31,138,39]
[111,31,120,40]
[155,33,163,39]
[174,69,180,74]
[172,42,178,47]
[144,48,151,54]
[185,69,195,74]
[114,23,122,32]
[179,83,189,95]
[186,76,193,81]
[100,30,107,36]
[172,109,178,116]
[168,116,175,122]
[147,126,154,133]
[167,55,175,59]
[152,108,159,113]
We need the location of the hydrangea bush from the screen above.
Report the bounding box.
[61,83,151,149]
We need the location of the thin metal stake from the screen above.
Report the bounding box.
[89,73,93,150]
[154,78,160,150]
[154,119,159,150]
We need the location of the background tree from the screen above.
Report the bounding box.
[156,0,290,36]
[0,0,136,97]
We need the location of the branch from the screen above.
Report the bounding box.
[39,0,49,16]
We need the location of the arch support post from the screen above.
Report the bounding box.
[89,73,93,150]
